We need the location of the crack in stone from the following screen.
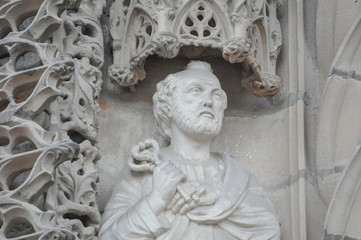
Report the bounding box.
[264,165,346,192]
[330,70,361,82]
[324,230,360,240]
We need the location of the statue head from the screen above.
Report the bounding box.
[153,61,227,142]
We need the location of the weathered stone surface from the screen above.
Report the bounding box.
[0,0,104,239]
[317,12,361,240]
[1,0,361,239]
[108,0,283,98]
[100,61,280,239]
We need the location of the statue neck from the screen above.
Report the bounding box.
[169,124,211,162]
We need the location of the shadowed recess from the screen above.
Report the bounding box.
[5,218,35,238]
[12,139,37,154]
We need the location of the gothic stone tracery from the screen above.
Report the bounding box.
[0,0,104,239]
[109,0,282,97]
[0,0,283,239]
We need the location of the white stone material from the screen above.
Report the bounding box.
[2,0,361,239]
[108,0,282,97]
[99,61,280,239]
[317,12,361,239]
[0,0,104,239]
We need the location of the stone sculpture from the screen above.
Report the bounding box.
[100,61,280,239]
[0,0,104,239]
[109,0,282,97]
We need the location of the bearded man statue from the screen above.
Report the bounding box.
[99,61,280,240]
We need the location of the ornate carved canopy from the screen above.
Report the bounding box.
[109,0,282,97]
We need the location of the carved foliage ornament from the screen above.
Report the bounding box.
[0,0,104,239]
[109,0,282,97]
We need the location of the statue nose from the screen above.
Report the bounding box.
[203,98,213,108]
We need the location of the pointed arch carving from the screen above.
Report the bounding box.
[109,0,283,97]
[174,0,231,45]
[317,12,361,239]
[109,6,155,87]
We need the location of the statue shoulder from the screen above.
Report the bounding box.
[214,152,264,188]
[214,152,251,174]
[106,169,152,206]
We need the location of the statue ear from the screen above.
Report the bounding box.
[161,104,171,117]
[223,96,228,110]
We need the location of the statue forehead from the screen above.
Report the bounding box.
[173,68,222,89]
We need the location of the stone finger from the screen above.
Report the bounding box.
[158,160,169,168]
[172,197,186,214]
[149,164,156,171]
[168,169,187,184]
[180,201,195,215]
[127,159,151,172]
[144,139,155,149]
[177,185,191,203]
[151,156,158,164]
[138,141,146,150]
[167,192,181,210]
[131,145,140,156]
[161,164,176,172]
[134,153,153,161]
[173,171,186,183]
[164,166,181,175]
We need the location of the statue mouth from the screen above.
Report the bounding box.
[199,111,214,119]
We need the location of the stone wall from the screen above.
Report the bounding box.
[1,0,361,239]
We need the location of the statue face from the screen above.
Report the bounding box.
[171,71,226,139]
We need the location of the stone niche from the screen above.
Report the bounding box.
[98,0,288,239]
[1,0,361,239]
[98,55,291,237]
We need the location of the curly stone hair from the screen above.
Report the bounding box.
[152,74,178,141]
[152,61,225,141]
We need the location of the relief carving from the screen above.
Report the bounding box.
[100,61,280,239]
[0,0,104,239]
[109,0,282,97]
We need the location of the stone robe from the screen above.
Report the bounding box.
[99,153,280,240]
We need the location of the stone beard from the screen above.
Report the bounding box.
[172,94,222,138]
[99,61,280,240]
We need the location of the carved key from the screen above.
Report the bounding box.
[128,139,205,203]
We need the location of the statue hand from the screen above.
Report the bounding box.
[167,182,218,215]
[128,139,160,172]
[147,161,186,215]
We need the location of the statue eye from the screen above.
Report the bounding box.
[189,88,201,95]
[212,90,226,104]
[213,93,221,100]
